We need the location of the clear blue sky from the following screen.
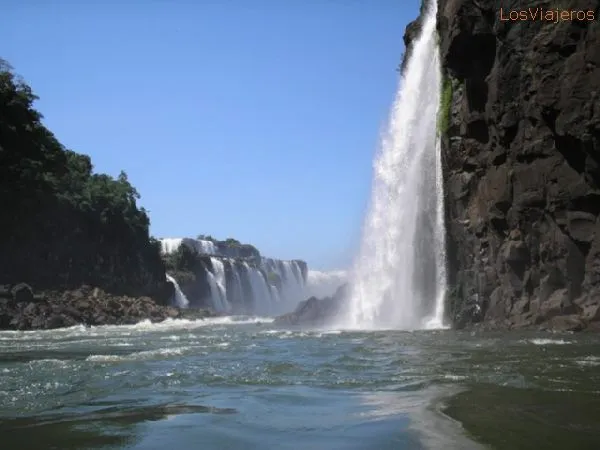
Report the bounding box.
[2,0,420,271]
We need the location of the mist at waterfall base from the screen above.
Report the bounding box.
[339,0,447,331]
[163,0,445,329]
[162,0,446,330]
[165,274,189,308]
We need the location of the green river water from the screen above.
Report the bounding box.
[1,316,599,449]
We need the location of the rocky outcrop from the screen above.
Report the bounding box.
[274,284,348,326]
[0,284,217,331]
[416,0,600,330]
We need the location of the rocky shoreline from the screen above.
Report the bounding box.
[0,284,216,331]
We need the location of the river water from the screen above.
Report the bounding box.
[1,317,600,449]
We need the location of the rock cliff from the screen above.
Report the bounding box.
[404,0,600,330]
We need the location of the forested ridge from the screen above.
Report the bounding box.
[0,59,168,300]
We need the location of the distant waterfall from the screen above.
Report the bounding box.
[159,237,313,315]
[211,258,231,312]
[232,269,244,310]
[166,274,189,308]
[206,270,227,312]
[341,0,448,330]
[279,261,305,305]
[161,237,217,255]
[243,262,274,315]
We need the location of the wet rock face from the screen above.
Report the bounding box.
[406,0,600,329]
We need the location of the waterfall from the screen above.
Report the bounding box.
[424,139,448,329]
[232,268,244,312]
[159,237,311,315]
[161,238,184,255]
[194,239,217,255]
[166,274,189,308]
[205,270,225,311]
[270,285,282,307]
[279,261,304,307]
[243,262,274,315]
[210,258,231,312]
[160,237,217,256]
[341,0,447,330]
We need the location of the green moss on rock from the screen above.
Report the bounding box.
[438,77,453,136]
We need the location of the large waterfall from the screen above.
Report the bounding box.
[341,0,447,330]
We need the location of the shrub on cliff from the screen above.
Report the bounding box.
[266,271,282,288]
[0,59,166,298]
[224,238,242,247]
[223,238,259,258]
[164,243,199,273]
[437,77,453,135]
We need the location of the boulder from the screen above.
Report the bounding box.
[11,283,34,303]
[274,284,348,326]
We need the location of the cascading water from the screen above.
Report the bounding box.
[210,258,231,312]
[232,268,244,310]
[160,237,217,255]
[270,285,282,307]
[166,274,190,308]
[341,0,447,330]
[159,237,310,315]
[161,238,184,255]
[243,262,274,315]
[206,270,227,312]
[279,261,305,306]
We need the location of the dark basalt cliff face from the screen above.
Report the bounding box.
[406,0,600,330]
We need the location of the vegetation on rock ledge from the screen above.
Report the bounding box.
[437,77,453,136]
[163,244,199,285]
[0,58,167,300]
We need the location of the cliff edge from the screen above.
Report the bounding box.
[407,0,600,330]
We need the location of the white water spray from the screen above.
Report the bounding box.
[210,258,231,312]
[243,262,275,315]
[166,274,190,308]
[206,268,227,312]
[342,0,447,330]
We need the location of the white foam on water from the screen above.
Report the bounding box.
[528,338,572,346]
[0,316,274,343]
[85,346,192,362]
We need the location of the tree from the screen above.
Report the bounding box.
[0,57,166,297]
